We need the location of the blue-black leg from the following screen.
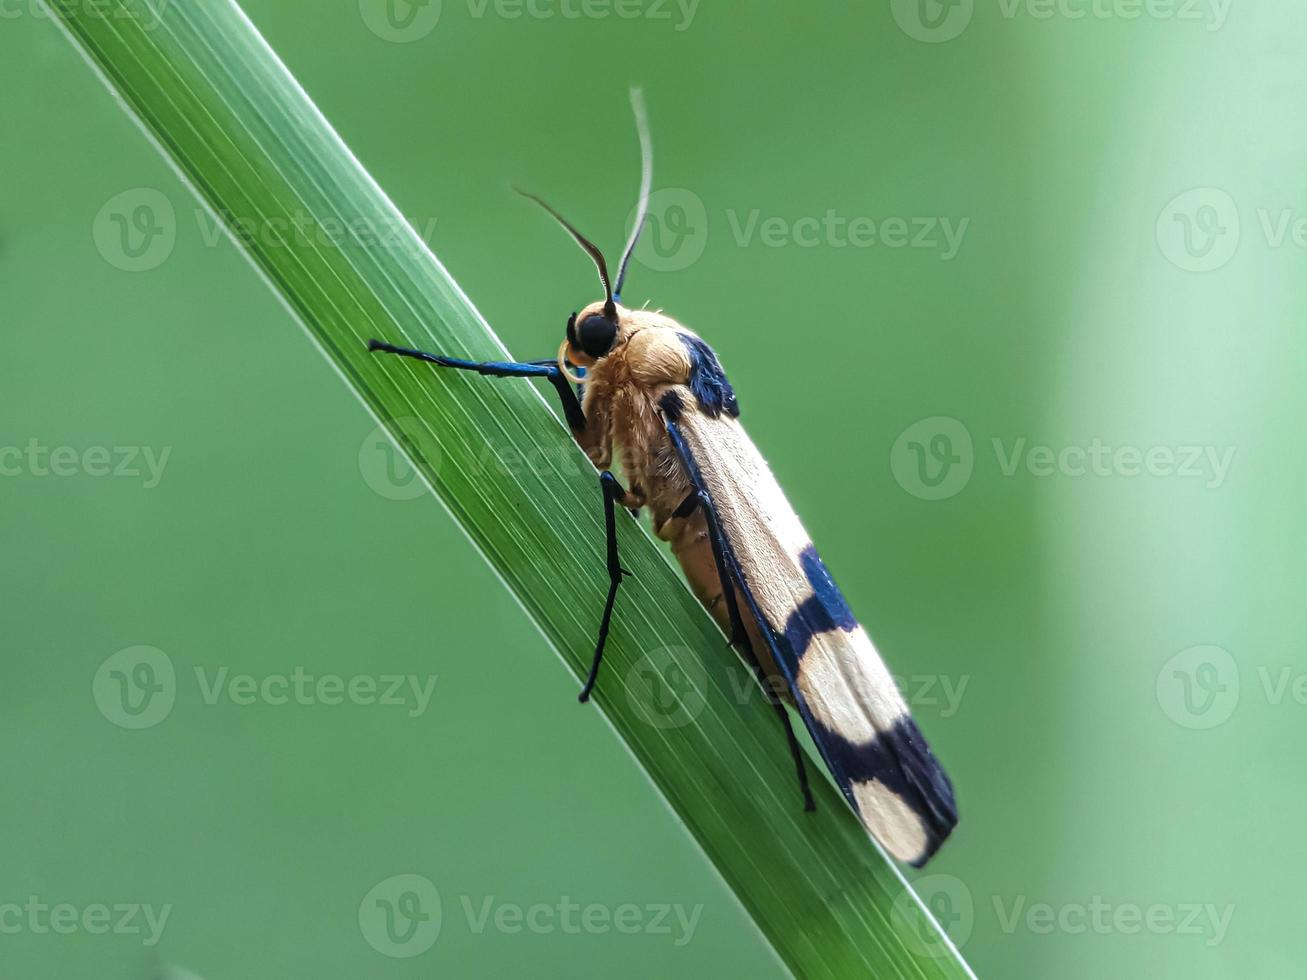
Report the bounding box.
[665,425,816,812]
[578,470,630,703]
[368,340,586,434]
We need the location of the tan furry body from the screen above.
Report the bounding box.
[571,304,747,651]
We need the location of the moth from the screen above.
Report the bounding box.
[370,91,957,866]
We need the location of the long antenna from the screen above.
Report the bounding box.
[514,186,616,318]
[614,87,653,303]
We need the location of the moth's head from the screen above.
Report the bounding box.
[564,300,632,368]
[514,87,653,380]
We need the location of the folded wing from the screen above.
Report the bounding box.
[671,397,957,865]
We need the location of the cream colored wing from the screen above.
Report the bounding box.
[665,388,956,865]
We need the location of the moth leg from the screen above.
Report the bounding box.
[368,340,586,434]
[578,470,631,703]
[666,432,816,813]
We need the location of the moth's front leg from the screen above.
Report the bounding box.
[367,339,586,434]
[369,338,638,702]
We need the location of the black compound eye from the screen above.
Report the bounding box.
[577,313,618,358]
[566,312,578,347]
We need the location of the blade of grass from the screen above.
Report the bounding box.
[41,1,974,975]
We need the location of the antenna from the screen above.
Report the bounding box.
[514,186,616,319]
[614,87,652,302]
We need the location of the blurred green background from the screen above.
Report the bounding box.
[3,0,1303,977]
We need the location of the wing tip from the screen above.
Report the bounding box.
[892,715,958,866]
[837,715,958,866]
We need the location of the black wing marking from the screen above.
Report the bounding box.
[663,392,956,865]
